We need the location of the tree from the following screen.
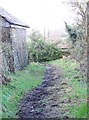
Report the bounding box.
[63,0,88,61]
[63,0,87,26]
[63,0,87,41]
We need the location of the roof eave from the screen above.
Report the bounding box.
[1,15,30,28]
[11,23,30,28]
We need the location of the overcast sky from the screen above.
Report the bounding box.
[0,0,75,34]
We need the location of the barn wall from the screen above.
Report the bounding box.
[0,16,29,78]
[0,43,3,83]
[11,27,29,70]
[0,16,10,81]
[0,16,3,82]
[0,16,15,73]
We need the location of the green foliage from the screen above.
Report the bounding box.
[64,21,86,62]
[1,62,45,118]
[65,22,85,42]
[70,40,85,61]
[29,30,63,62]
[64,22,77,44]
[76,26,85,40]
[30,29,43,42]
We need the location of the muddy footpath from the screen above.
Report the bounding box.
[17,65,70,118]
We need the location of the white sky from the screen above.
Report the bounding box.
[0,0,75,34]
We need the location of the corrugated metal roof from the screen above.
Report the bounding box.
[0,7,30,28]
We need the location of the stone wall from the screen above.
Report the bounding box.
[0,16,29,79]
[87,2,89,81]
[0,16,15,73]
[0,16,5,81]
[0,41,3,83]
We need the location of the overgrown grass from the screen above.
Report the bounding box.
[1,62,45,118]
[49,58,87,118]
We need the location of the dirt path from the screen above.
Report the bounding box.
[17,65,69,118]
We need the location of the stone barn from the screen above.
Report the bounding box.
[0,7,30,79]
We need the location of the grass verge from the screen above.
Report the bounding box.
[49,58,87,118]
[1,62,45,118]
